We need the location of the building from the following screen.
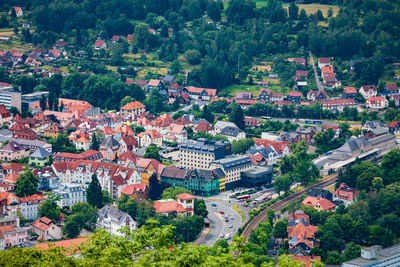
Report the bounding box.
[120,101,145,118]
[96,205,136,236]
[388,120,400,135]
[99,136,120,161]
[214,121,239,134]
[52,183,86,209]
[31,217,62,240]
[333,183,358,206]
[160,166,223,196]
[359,85,377,99]
[287,221,318,253]
[241,166,273,188]
[29,147,52,167]
[154,193,195,216]
[307,91,328,101]
[53,150,102,162]
[342,87,357,99]
[36,169,60,191]
[210,155,252,189]
[0,137,52,152]
[318,58,330,68]
[302,196,336,212]
[178,138,231,170]
[384,83,399,96]
[35,238,88,255]
[220,126,246,142]
[120,183,148,201]
[287,91,301,104]
[342,244,400,267]
[0,104,11,125]
[137,130,162,147]
[43,123,64,138]
[366,96,388,109]
[0,223,29,249]
[319,99,357,111]
[0,141,29,162]
[182,86,217,100]
[0,87,21,111]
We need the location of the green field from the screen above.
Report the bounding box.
[219,83,287,98]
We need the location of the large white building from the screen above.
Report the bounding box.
[343,244,400,267]
[52,183,86,209]
[96,205,136,236]
[51,160,141,199]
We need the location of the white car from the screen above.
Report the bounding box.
[225,233,230,239]
[219,234,224,238]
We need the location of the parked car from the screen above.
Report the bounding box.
[211,203,217,207]
[219,211,224,214]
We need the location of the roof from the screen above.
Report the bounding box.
[121,101,145,111]
[386,83,398,91]
[343,244,400,267]
[94,40,105,47]
[35,238,87,254]
[161,165,188,179]
[3,172,20,184]
[121,183,147,195]
[220,126,243,137]
[32,217,56,232]
[318,57,330,64]
[137,130,162,140]
[184,86,217,96]
[154,200,192,214]
[367,96,386,102]
[287,91,301,97]
[388,121,400,128]
[176,193,195,200]
[148,79,161,87]
[30,147,52,159]
[0,141,25,152]
[343,87,356,94]
[195,122,213,132]
[302,196,336,210]
[287,221,318,239]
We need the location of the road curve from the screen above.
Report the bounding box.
[241,175,337,240]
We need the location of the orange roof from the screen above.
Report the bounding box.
[154,200,192,214]
[121,101,145,111]
[2,163,24,172]
[35,237,88,255]
[367,96,386,102]
[0,225,16,233]
[176,193,195,200]
[148,79,161,87]
[4,172,20,184]
[101,126,115,135]
[114,124,134,136]
[121,183,147,195]
[32,217,56,232]
[76,136,90,143]
[185,86,217,96]
[20,193,46,203]
[302,196,336,210]
[138,130,162,139]
[287,222,318,239]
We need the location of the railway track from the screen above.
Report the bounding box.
[241,175,337,240]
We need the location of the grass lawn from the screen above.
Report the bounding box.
[232,204,246,223]
[255,0,269,8]
[220,83,288,97]
[137,67,168,78]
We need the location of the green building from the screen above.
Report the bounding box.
[160,165,224,196]
[29,147,52,167]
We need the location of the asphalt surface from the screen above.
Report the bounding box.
[201,198,242,246]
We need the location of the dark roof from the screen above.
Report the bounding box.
[0,141,25,152]
[30,147,52,159]
[310,187,333,201]
[220,126,243,137]
[161,165,188,179]
[101,136,120,148]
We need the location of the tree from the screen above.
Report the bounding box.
[288,3,299,20]
[316,10,324,21]
[70,202,98,231]
[201,104,214,123]
[274,174,292,196]
[86,174,103,208]
[148,173,164,200]
[170,59,182,74]
[38,197,61,223]
[161,187,192,199]
[229,103,245,129]
[273,219,288,239]
[102,190,113,206]
[231,138,254,154]
[120,96,133,107]
[39,95,47,111]
[194,199,208,218]
[15,170,39,197]
[343,242,361,262]
[63,220,80,238]
[184,49,202,65]
[207,0,222,21]
[90,132,100,151]
[143,144,161,162]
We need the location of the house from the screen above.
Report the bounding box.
[359,85,377,99]
[43,123,63,138]
[342,244,400,267]
[13,7,23,17]
[31,217,62,240]
[288,210,310,226]
[35,238,88,255]
[257,81,269,87]
[137,130,163,147]
[318,99,356,111]
[363,120,387,131]
[94,40,107,50]
[12,128,38,140]
[342,87,357,99]
[244,117,260,128]
[163,75,175,84]
[53,150,102,162]
[364,128,388,140]
[0,141,29,162]
[120,101,146,119]
[293,70,308,81]
[121,183,148,201]
[99,136,120,161]
[253,139,291,157]
[366,96,388,109]
[167,124,187,143]
[287,221,318,252]
[96,205,136,236]
[258,89,271,101]
[307,91,328,101]
[287,92,301,104]
[0,104,11,125]
[182,86,217,101]
[154,193,195,216]
[194,121,214,135]
[20,194,46,220]
[146,79,164,93]
[119,136,138,153]
[246,145,279,166]
[333,183,358,206]
[310,187,333,201]
[220,126,246,142]
[235,92,253,100]
[52,183,86,209]
[214,121,238,134]
[302,196,336,211]
[29,147,52,167]
[384,83,399,96]
[0,224,29,249]
[270,92,284,102]
[296,58,306,66]
[318,57,331,68]
[388,121,400,135]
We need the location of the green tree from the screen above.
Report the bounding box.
[90,132,100,151]
[288,3,299,20]
[274,174,292,196]
[194,199,208,218]
[161,187,192,199]
[231,138,254,154]
[148,173,164,200]
[143,144,161,162]
[63,220,80,238]
[343,242,361,261]
[38,197,61,223]
[207,0,222,21]
[120,96,133,107]
[229,102,245,129]
[70,202,98,231]
[170,59,182,74]
[86,174,103,208]
[184,49,202,65]
[273,219,288,239]
[102,190,113,206]
[201,104,214,123]
[39,95,47,111]
[15,170,39,197]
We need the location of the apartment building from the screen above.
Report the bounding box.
[178,138,231,170]
[210,155,253,189]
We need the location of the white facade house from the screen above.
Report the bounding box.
[20,194,46,220]
[366,97,388,109]
[359,85,377,99]
[220,126,246,143]
[52,183,86,209]
[96,205,136,236]
[213,121,239,134]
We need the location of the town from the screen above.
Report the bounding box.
[0,0,399,266]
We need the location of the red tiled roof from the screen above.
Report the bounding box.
[302,196,336,210]
[367,96,386,102]
[121,101,145,111]
[195,122,213,132]
[176,193,195,200]
[388,121,400,128]
[154,200,193,214]
[184,86,217,96]
[32,217,56,232]
[35,238,87,255]
[343,87,356,94]
[121,183,147,195]
[386,83,398,91]
[318,57,330,64]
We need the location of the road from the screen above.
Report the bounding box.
[200,198,242,246]
[309,51,324,91]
